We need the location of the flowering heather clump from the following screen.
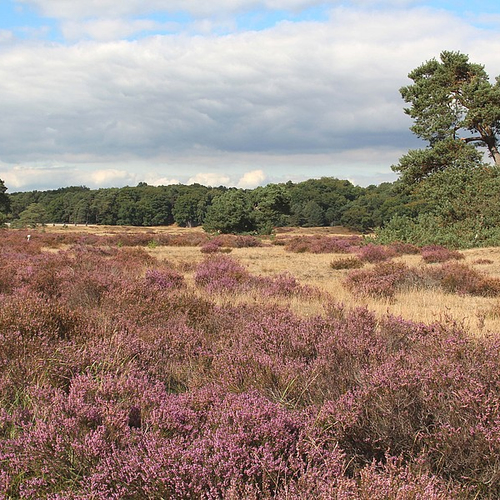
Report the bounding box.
[0,289,83,340]
[421,244,465,263]
[34,231,82,248]
[426,261,500,296]
[232,234,264,248]
[255,272,321,299]
[107,232,156,247]
[58,267,120,309]
[0,229,44,255]
[356,243,397,263]
[169,232,210,247]
[387,241,421,255]
[1,229,500,497]
[113,246,157,267]
[200,238,233,254]
[200,239,223,253]
[194,256,318,299]
[330,256,364,270]
[0,255,23,293]
[194,254,250,293]
[80,231,212,248]
[70,242,118,257]
[317,318,500,497]
[343,262,416,299]
[16,251,73,298]
[284,235,362,253]
[144,267,186,291]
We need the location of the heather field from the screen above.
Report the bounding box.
[2,226,500,498]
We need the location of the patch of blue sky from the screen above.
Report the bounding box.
[423,0,500,27]
[0,0,59,40]
[430,0,500,31]
[235,6,330,32]
[427,0,500,13]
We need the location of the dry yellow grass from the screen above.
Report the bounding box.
[151,241,500,336]
[40,223,206,236]
[36,224,500,336]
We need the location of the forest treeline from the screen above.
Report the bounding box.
[7,162,500,249]
[6,178,416,233]
[6,163,500,248]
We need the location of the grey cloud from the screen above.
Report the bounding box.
[0,11,472,156]
[2,6,500,190]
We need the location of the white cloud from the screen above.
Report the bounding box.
[60,19,176,42]
[18,0,331,20]
[187,172,231,186]
[0,164,141,191]
[237,169,267,188]
[88,169,135,185]
[144,175,180,186]
[0,30,14,43]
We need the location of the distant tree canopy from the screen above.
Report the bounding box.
[12,203,48,228]
[394,51,500,186]
[6,178,413,234]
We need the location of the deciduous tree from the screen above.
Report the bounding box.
[203,189,255,233]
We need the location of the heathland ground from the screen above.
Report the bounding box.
[3,224,500,498]
[42,224,500,335]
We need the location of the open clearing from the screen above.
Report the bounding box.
[37,224,500,335]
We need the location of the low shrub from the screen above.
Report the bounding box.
[194,254,250,293]
[387,241,421,255]
[330,256,364,270]
[427,262,500,297]
[168,232,210,247]
[343,262,416,300]
[194,255,320,300]
[232,235,264,248]
[200,240,224,254]
[356,243,397,263]
[253,272,321,300]
[421,245,464,263]
[1,229,499,497]
[144,268,186,291]
[284,235,362,254]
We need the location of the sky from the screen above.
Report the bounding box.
[1,1,500,192]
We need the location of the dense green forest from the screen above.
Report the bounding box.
[4,178,416,234]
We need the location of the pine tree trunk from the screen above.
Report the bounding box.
[491,146,500,166]
[482,133,500,165]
